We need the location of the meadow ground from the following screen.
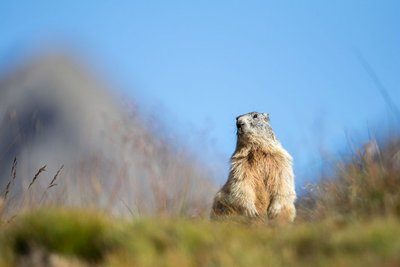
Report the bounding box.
[1,209,400,267]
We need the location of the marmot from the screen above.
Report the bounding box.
[211,112,296,223]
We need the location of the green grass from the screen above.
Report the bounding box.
[1,209,400,267]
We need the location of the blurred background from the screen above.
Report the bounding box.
[0,1,399,217]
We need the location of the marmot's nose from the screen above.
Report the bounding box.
[236,120,245,129]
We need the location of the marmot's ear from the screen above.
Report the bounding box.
[263,113,270,122]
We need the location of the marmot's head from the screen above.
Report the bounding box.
[236,112,276,144]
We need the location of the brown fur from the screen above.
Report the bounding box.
[211,112,296,223]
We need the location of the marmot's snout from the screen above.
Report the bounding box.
[236,117,246,134]
[236,118,245,129]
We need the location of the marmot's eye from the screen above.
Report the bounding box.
[253,114,258,119]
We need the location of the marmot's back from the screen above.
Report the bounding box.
[211,112,296,223]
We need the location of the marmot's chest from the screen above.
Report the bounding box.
[236,152,281,183]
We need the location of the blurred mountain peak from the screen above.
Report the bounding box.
[0,52,215,216]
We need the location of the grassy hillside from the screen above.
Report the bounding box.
[1,209,400,267]
[1,135,399,266]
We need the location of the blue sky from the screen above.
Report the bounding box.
[1,1,399,188]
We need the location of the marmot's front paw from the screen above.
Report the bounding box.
[244,203,259,218]
[267,201,282,218]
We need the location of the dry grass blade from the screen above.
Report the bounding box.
[0,197,4,219]
[28,165,46,189]
[49,165,64,188]
[120,198,135,217]
[3,157,17,200]
[354,50,400,122]
[38,165,64,205]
